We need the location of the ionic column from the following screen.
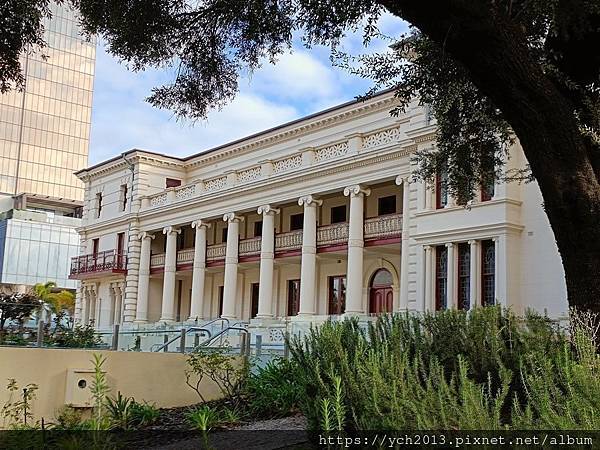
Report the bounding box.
[160,226,180,322]
[396,175,410,311]
[256,205,280,319]
[494,236,506,306]
[446,243,456,309]
[222,213,243,319]
[189,220,210,321]
[424,245,433,311]
[81,286,89,324]
[343,184,371,315]
[298,195,322,316]
[135,232,154,322]
[468,240,479,309]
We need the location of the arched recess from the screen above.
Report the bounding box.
[363,258,400,313]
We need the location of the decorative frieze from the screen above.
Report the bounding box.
[237,166,261,183]
[363,127,402,149]
[205,176,228,192]
[314,142,348,162]
[273,154,302,174]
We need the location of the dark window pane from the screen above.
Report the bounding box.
[436,168,448,209]
[482,240,496,306]
[435,245,448,310]
[458,243,470,310]
[330,205,347,224]
[221,227,228,243]
[166,178,181,188]
[378,195,397,215]
[254,221,263,237]
[290,213,304,231]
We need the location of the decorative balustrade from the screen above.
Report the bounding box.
[275,230,303,251]
[364,213,402,239]
[144,214,402,270]
[70,250,127,278]
[138,124,408,211]
[317,222,349,246]
[206,243,226,261]
[239,237,261,256]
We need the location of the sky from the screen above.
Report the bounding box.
[88,15,409,165]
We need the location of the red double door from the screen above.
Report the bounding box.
[369,286,393,314]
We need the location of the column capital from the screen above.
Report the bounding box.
[395,175,410,186]
[468,239,478,245]
[223,212,244,223]
[343,184,371,198]
[138,231,155,241]
[257,204,280,216]
[298,194,323,207]
[191,219,211,229]
[445,242,454,249]
[423,244,432,251]
[162,226,181,235]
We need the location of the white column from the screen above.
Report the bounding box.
[446,243,455,309]
[90,285,99,325]
[222,213,243,319]
[298,195,322,316]
[256,205,280,319]
[81,286,89,324]
[113,283,123,325]
[189,220,210,321]
[417,181,426,211]
[494,235,506,306]
[468,240,479,309]
[343,184,371,315]
[135,232,154,322]
[160,226,180,322]
[396,176,410,311]
[424,245,433,311]
[425,181,433,210]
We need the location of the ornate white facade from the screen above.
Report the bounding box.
[71,91,568,330]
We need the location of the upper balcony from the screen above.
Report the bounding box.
[69,250,127,280]
[149,213,402,271]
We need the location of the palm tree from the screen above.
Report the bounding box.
[33,281,75,318]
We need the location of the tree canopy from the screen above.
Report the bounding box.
[2,0,599,311]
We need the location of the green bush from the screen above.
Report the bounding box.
[128,401,161,427]
[187,405,218,431]
[289,306,598,431]
[245,358,302,418]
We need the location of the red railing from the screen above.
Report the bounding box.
[70,250,127,277]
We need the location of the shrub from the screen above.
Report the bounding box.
[245,358,302,418]
[128,401,161,427]
[105,391,133,430]
[289,306,595,431]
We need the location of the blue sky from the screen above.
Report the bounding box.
[88,15,408,165]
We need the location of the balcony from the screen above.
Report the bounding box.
[149,213,402,270]
[69,250,127,279]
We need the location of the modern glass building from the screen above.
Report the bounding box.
[0,3,96,290]
[0,3,95,201]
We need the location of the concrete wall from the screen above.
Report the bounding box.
[0,347,225,428]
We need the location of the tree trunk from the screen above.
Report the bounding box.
[381,0,600,313]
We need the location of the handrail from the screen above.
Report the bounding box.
[151,327,211,352]
[193,326,248,351]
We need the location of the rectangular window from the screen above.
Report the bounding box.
[120,184,128,211]
[457,243,470,310]
[221,227,228,243]
[95,192,102,218]
[378,195,397,216]
[290,213,304,231]
[287,279,300,316]
[435,245,448,310]
[328,276,346,315]
[92,238,99,257]
[330,205,347,224]
[218,286,224,317]
[481,178,495,202]
[436,168,448,209]
[253,221,263,237]
[251,283,259,319]
[481,240,496,306]
[166,178,181,188]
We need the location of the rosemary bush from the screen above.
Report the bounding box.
[289,306,599,430]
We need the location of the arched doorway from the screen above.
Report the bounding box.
[369,269,394,314]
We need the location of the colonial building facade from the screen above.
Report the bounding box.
[70,91,568,330]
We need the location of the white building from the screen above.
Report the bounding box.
[70,91,568,331]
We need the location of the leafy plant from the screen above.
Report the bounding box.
[185,347,248,407]
[49,320,103,348]
[245,357,301,418]
[53,405,85,430]
[187,405,218,431]
[1,379,39,428]
[105,391,133,430]
[89,353,111,430]
[128,401,160,427]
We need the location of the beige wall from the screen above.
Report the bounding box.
[0,347,225,428]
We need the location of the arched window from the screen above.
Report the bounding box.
[370,268,393,287]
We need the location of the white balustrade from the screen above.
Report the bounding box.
[363,213,403,239]
[239,236,261,256]
[317,222,349,246]
[206,243,227,260]
[274,230,303,251]
[362,126,402,150]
